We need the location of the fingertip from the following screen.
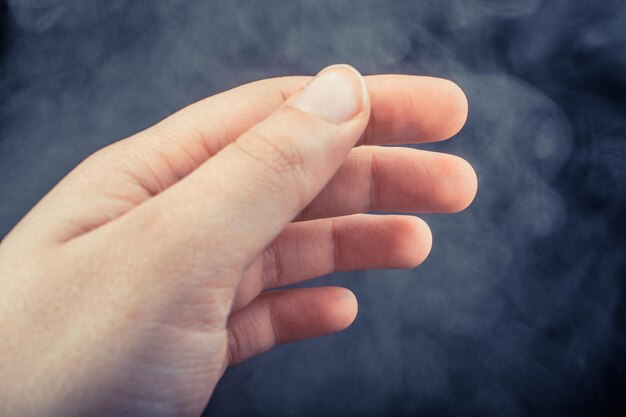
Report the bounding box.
[398,216,433,269]
[457,156,478,212]
[448,80,469,135]
[378,215,432,269]
[426,78,469,142]
[443,79,469,140]
[324,287,359,332]
[441,155,478,213]
[415,152,478,214]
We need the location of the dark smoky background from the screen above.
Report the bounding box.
[1,0,625,416]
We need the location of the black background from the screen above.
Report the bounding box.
[1,1,625,416]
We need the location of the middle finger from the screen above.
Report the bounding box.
[295,146,477,221]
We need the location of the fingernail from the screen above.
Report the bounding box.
[292,65,366,124]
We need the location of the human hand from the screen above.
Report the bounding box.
[0,65,476,416]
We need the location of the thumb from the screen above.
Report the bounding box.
[136,64,370,267]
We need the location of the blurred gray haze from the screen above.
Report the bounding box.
[1,0,625,416]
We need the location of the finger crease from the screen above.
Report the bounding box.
[266,297,283,346]
[362,107,378,145]
[369,151,381,212]
[329,220,341,272]
[226,326,241,365]
[263,243,282,290]
[416,154,434,203]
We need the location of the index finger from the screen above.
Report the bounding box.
[151,74,468,154]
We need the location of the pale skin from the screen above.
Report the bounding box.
[0,65,477,416]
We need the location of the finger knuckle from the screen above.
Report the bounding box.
[233,126,310,206]
[240,127,305,175]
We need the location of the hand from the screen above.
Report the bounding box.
[0,65,476,416]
